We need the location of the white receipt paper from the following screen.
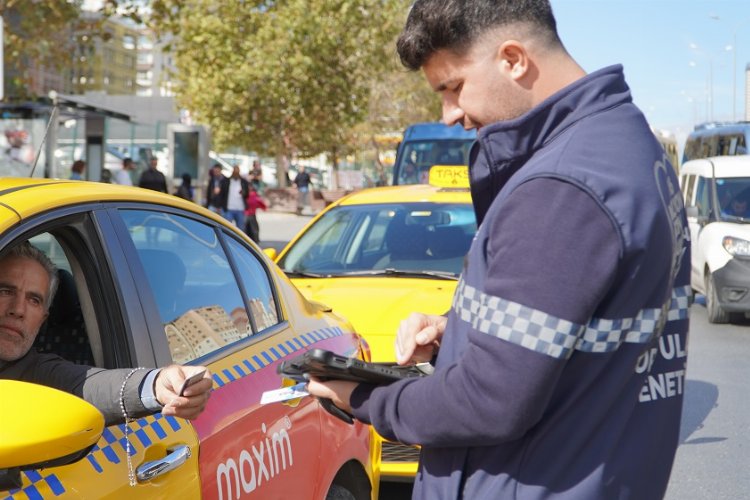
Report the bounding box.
[260,382,310,404]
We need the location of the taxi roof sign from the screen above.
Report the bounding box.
[428,165,470,188]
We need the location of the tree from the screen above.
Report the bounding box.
[351,56,442,183]
[1,0,147,100]
[149,0,412,187]
[1,0,83,99]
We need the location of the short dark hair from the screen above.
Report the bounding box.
[396,0,561,70]
[71,160,86,173]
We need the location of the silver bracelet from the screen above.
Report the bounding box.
[119,367,146,486]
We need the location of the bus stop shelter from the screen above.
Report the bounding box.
[0,94,133,181]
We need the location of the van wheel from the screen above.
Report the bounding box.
[326,484,356,500]
[705,273,730,324]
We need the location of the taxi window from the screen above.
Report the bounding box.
[225,236,280,331]
[120,210,251,364]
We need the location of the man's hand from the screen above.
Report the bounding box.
[306,378,358,414]
[395,313,447,365]
[155,365,212,420]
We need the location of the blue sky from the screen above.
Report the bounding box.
[551,0,750,147]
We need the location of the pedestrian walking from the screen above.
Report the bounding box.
[114,157,135,186]
[307,1,691,499]
[293,165,311,215]
[220,165,249,228]
[244,185,267,244]
[138,157,168,193]
[205,163,225,214]
[69,160,85,180]
[175,173,194,201]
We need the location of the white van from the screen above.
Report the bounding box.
[680,156,750,322]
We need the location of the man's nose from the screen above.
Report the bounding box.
[442,99,465,128]
[6,295,25,317]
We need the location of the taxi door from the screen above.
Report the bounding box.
[2,409,201,499]
[115,208,328,498]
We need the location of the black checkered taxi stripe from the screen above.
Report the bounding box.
[453,279,692,359]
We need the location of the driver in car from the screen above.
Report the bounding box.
[0,241,213,425]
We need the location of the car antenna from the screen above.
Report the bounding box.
[29,90,60,178]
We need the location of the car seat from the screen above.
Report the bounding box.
[138,249,187,322]
[428,227,471,259]
[426,226,472,274]
[34,268,95,366]
[374,215,430,269]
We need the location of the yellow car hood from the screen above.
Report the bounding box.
[290,277,457,362]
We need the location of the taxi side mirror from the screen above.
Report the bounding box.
[0,381,104,490]
[263,247,278,260]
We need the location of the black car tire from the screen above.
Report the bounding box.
[326,484,356,500]
[706,272,730,324]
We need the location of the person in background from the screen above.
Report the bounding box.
[0,242,212,425]
[400,160,419,184]
[175,173,194,201]
[244,184,267,244]
[220,165,249,228]
[114,157,135,186]
[249,160,265,196]
[307,1,691,499]
[69,160,85,180]
[723,196,749,217]
[100,169,112,183]
[205,163,225,214]
[138,157,168,193]
[293,165,311,215]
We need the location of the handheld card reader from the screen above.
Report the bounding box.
[277,349,430,423]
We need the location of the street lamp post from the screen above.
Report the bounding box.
[710,15,750,122]
[689,43,715,122]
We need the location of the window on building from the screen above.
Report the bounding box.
[123,35,136,50]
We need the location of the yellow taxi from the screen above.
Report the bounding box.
[0,178,379,499]
[269,166,476,481]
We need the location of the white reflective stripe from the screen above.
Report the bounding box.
[667,285,693,321]
[453,281,692,359]
[453,280,582,359]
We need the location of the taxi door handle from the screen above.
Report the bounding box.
[136,445,192,482]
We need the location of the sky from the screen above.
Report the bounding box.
[550,0,750,149]
[80,0,747,151]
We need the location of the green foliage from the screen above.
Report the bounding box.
[0,0,83,98]
[148,0,438,162]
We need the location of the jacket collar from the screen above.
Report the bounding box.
[469,64,632,225]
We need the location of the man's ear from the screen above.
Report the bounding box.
[497,40,529,81]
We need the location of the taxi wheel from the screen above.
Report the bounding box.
[326,484,356,500]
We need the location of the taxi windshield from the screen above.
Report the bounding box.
[278,203,476,277]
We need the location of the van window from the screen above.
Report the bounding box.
[683,139,699,162]
[393,123,476,185]
[682,174,696,205]
[695,178,711,218]
[715,177,750,218]
[683,124,750,162]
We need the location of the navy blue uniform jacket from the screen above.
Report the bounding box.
[351,65,691,500]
